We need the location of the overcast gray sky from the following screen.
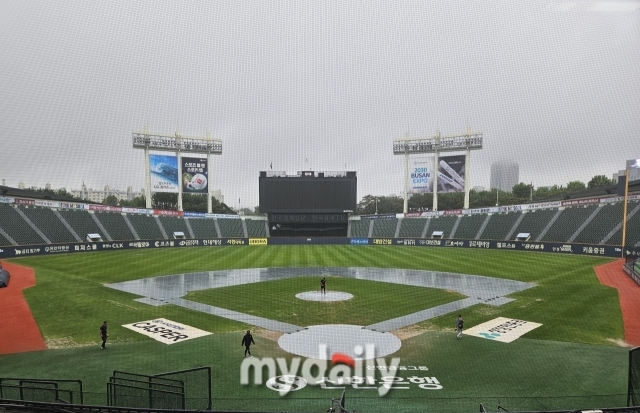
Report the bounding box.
[1,0,639,208]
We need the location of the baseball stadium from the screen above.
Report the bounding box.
[1,162,640,413]
[2,2,640,413]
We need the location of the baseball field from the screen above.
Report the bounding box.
[0,245,635,412]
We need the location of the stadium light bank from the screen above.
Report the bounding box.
[393,128,483,212]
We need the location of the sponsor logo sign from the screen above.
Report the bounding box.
[184,212,206,218]
[249,238,268,245]
[226,239,246,245]
[122,207,153,214]
[373,238,392,245]
[122,318,211,345]
[90,205,122,212]
[0,197,13,203]
[35,200,58,208]
[464,317,542,343]
[60,202,87,210]
[561,198,600,207]
[443,209,462,216]
[350,238,369,245]
[205,213,240,219]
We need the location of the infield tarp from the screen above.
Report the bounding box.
[0,269,9,288]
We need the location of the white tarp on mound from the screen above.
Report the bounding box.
[464,317,542,343]
[122,318,212,345]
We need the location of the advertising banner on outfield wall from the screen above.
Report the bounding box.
[182,156,208,194]
[150,154,179,193]
[0,238,624,259]
[89,205,122,212]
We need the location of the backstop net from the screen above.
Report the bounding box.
[154,366,212,410]
[630,346,640,407]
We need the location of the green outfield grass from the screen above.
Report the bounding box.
[0,246,630,412]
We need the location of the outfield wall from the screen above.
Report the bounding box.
[1,236,638,259]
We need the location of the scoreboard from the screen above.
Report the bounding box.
[259,171,357,214]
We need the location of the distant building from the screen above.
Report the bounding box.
[490,161,519,192]
[627,159,640,181]
[472,186,486,192]
[211,189,224,204]
[70,184,143,203]
[613,170,626,181]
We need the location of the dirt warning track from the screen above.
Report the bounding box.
[594,259,640,346]
[0,261,47,354]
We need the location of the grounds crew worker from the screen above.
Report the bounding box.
[242,330,255,357]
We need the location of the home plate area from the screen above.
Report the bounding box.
[278,324,401,359]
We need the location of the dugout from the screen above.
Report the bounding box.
[0,269,9,288]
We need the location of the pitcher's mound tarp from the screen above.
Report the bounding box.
[0,269,10,288]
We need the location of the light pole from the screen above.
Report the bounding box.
[496,189,499,207]
[375,198,379,214]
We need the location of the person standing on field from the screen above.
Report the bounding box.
[456,315,464,340]
[320,277,326,294]
[242,330,255,357]
[100,321,108,349]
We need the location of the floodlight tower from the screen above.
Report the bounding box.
[393,127,483,212]
[132,127,222,213]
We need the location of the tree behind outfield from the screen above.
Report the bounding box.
[566,180,586,192]
[588,175,616,189]
[102,194,119,206]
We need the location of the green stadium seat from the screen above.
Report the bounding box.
[0,204,48,245]
[217,218,244,238]
[94,211,135,241]
[245,219,267,237]
[349,220,370,238]
[541,205,598,243]
[57,209,103,241]
[126,214,164,240]
[398,218,427,238]
[18,205,77,243]
[188,218,220,238]
[371,218,398,238]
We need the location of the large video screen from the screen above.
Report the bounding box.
[260,174,357,213]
